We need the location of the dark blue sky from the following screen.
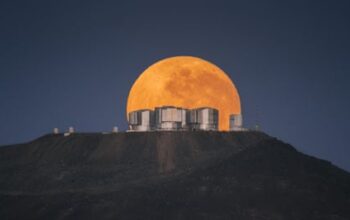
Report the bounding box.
[1,0,349,170]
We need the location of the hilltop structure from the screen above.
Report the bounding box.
[128,106,245,132]
[229,114,245,131]
[128,106,220,131]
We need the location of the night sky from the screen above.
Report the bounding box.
[1,0,349,171]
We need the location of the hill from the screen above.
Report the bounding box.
[0,131,349,219]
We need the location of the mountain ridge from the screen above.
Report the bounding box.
[0,131,349,219]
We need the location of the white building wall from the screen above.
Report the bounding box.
[189,108,218,131]
[155,106,188,130]
[229,114,244,131]
[128,109,154,131]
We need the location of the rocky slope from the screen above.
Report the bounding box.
[0,131,349,219]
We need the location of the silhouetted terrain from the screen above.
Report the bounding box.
[0,131,349,220]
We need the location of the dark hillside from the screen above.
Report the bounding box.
[0,131,349,219]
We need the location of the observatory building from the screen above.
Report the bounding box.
[229,114,245,131]
[155,106,188,130]
[128,109,154,131]
[189,108,219,131]
[128,106,219,131]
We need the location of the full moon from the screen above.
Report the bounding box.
[126,56,241,131]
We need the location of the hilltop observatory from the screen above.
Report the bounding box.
[128,109,154,131]
[127,106,219,131]
[126,56,241,131]
[229,114,245,131]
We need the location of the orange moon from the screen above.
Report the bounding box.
[126,56,241,131]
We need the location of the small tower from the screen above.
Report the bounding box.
[229,114,243,131]
[53,128,59,134]
[68,126,75,133]
[64,126,75,136]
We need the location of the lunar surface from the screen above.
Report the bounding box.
[127,56,241,130]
